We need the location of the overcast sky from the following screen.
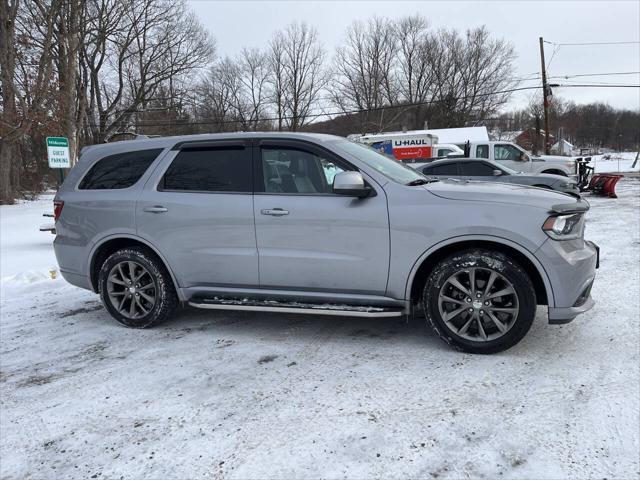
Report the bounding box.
[189,0,640,112]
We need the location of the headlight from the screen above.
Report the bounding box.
[542,213,585,240]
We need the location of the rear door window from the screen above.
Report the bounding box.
[426,163,459,175]
[459,162,495,176]
[475,145,489,158]
[79,149,162,189]
[162,147,251,192]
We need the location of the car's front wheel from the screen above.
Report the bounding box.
[422,249,536,354]
[98,246,178,328]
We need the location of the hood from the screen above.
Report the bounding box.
[513,172,574,183]
[424,179,574,209]
[532,154,575,163]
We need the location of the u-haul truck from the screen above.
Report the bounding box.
[353,132,438,161]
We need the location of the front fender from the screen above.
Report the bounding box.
[402,234,555,307]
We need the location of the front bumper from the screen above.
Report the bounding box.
[548,287,595,324]
[536,239,599,324]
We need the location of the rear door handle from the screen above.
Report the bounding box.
[261,208,289,216]
[143,206,168,213]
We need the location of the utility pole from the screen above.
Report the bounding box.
[539,37,551,154]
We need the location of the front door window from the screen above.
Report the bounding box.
[261,147,346,194]
[494,144,523,161]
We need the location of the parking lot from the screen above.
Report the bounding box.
[1,176,639,479]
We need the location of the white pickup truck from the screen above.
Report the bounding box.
[466,141,578,178]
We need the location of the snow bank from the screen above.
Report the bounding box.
[590,152,639,173]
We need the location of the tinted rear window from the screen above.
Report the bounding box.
[425,163,458,175]
[79,149,162,189]
[162,147,251,192]
[459,162,495,176]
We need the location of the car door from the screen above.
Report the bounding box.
[494,143,531,172]
[458,161,498,181]
[137,140,259,288]
[253,139,390,295]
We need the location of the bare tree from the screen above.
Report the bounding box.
[267,32,287,131]
[428,27,517,127]
[238,48,270,129]
[194,49,270,132]
[396,15,434,104]
[81,0,214,143]
[55,0,85,165]
[395,14,437,129]
[330,16,398,132]
[220,48,271,130]
[195,63,235,132]
[1,0,61,203]
[268,22,325,131]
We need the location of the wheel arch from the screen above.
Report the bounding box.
[541,169,567,176]
[88,234,183,300]
[406,236,553,307]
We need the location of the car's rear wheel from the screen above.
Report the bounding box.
[98,246,178,328]
[422,249,536,354]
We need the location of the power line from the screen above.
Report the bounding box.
[546,44,561,70]
[556,84,640,88]
[549,71,640,79]
[545,41,640,46]
[556,80,640,85]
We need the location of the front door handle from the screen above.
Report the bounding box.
[143,206,168,213]
[261,208,289,216]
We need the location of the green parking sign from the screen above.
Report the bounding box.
[46,137,70,168]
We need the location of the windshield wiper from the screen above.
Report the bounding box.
[406,178,439,186]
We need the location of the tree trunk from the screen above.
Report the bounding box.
[0,0,18,203]
[0,142,16,204]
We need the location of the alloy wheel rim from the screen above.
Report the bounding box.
[437,267,519,342]
[106,261,156,319]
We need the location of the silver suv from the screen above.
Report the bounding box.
[53,133,599,353]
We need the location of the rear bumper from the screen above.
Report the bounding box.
[59,269,92,291]
[536,239,598,324]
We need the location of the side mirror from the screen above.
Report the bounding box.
[333,171,370,198]
[493,169,502,176]
[519,152,528,162]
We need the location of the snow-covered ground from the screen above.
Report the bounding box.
[591,151,639,173]
[1,178,639,479]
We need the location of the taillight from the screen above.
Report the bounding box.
[53,201,64,221]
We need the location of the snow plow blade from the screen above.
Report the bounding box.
[587,174,624,198]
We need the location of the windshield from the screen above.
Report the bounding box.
[331,140,427,185]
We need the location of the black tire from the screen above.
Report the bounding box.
[98,246,178,328]
[422,249,536,354]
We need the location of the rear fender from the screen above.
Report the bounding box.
[87,233,185,301]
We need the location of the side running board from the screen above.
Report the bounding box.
[188,297,405,318]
